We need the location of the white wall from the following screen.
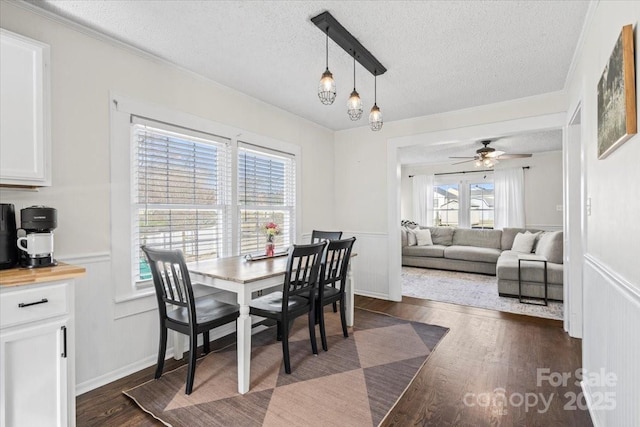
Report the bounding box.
[0,2,335,392]
[401,150,564,230]
[564,2,640,426]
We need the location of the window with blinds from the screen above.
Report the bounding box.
[238,143,296,255]
[132,119,231,282]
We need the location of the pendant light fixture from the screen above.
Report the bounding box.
[318,29,336,105]
[311,11,387,131]
[347,56,363,120]
[369,73,383,131]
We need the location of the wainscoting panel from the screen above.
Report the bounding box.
[343,232,390,300]
[583,255,639,427]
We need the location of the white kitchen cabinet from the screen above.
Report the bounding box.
[0,29,51,187]
[0,266,84,427]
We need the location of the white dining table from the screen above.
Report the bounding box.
[174,253,355,394]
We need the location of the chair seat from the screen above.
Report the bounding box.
[249,291,310,315]
[167,296,239,325]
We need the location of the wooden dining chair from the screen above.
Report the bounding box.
[249,242,326,374]
[316,237,356,351]
[310,230,343,312]
[310,230,343,244]
[141,246,240,395]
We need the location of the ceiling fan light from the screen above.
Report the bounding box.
[369,104,383,131]
[475,159,483,167]
[483,158,493,167]
[347,89,363,120]
[318,69,336,105]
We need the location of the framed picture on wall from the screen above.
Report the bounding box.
[597,24,637,159]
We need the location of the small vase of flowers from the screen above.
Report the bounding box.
[264,222,280,256]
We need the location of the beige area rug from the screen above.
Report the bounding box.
[402,267,563,320]
[124,308,448,427]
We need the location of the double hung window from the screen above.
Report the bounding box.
[132,118,231,282]
[238,143,295,254]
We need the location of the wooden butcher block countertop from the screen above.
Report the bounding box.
[0,263,86,288]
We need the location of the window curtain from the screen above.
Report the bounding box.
[412,174,434,226]
[494,167,525,229]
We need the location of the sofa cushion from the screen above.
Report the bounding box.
[511,232,537,253]
[452,228,502,249]
[535,231,563,264]
[444,245,502,263]
[496,254,564,285]
[415,229,433,246]
[421,226,455,246]
[501,227,542,250]
[407,228,418,246]
[402,245,446,258]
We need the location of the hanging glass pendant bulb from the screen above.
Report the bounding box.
[347,56,363,120]
[369,73,383,131]
[318,30,336,105]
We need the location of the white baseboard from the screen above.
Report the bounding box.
[76,353,159,396]
[355,290,390,300]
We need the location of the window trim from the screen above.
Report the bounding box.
[110,93,302,304]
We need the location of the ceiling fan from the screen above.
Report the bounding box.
[449,140,532,167]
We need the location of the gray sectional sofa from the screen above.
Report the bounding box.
[401,226,564,301]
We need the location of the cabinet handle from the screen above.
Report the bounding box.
[61,326,67,358]
[18,298,49,308]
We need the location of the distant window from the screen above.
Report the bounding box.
[433,184,459,227]
[432,176,494,229]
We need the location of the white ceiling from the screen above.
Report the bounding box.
[398,129,563,166]
[26,0,589,131]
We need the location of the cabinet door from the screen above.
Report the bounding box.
[0,29,51,187]
[0,319,68,427]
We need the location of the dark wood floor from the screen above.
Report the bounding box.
[76,296,592,427]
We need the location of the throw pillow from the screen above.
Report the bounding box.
[511,232,537,253]
[415,228,433,246]
[400,227,408,247]
[535,231,563,264]
[407,229,418,246]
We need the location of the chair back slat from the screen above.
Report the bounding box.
[141,246,196,323]
[310,230,343,244]
[320,237,356,291]
[284,242,326,300]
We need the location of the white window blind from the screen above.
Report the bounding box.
[132,118,231,282]
[238,142,296,254]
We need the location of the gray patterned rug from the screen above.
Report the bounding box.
[402,267,563,320]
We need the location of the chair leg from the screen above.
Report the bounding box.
[309,304,318,355]
[332,301,338,313]
[319,303,328,351]
[203,331,210,354]
[282,319,291,374]
[339,297,349,338]
[276,321,282,341]
[185,332,198,394]
[155,326,168,379]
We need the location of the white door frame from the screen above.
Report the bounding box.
[563,100,586,338]
[386,112,566,303]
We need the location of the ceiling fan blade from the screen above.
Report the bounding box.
[486,150,505,158]
[452,159,475,165]
[449,156,476,159]
[495,153,532,159]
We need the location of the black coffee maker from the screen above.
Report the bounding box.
[17,206,58,268]
[0,204,18,270]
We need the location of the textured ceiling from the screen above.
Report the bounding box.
[26,1,589,131]
[398,129,563,166]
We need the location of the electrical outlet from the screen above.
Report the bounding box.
[586,197,592,216]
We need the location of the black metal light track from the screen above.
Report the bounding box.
[311,11,387,76]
